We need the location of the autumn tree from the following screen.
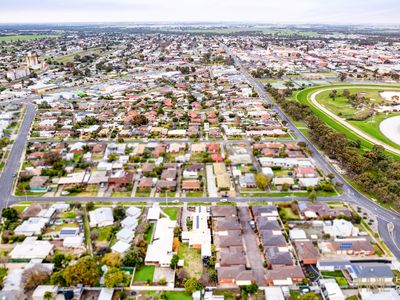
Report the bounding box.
[104,267,128,288]
[255,173,270,190]
[64,256,100,286]
[22,264,51,292]
[102,252,122,267]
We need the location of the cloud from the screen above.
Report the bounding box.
[0,0,398,24]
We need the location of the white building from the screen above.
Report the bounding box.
[14,218,48,236]
[10,237,54,259]
[145,218,176,267]
[89,207,114,227]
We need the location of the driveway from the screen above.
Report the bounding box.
[238,206,265,285]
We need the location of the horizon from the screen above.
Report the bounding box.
[1,0,399,25]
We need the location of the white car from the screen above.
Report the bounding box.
[219,198,228,203]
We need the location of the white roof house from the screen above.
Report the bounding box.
[111,240,130,254]
[63,235,84,248]
[147,203,161,221]
[289,229,307,240]
[320,279,345,300]
[10,237,54,259]
[126,206,141,218]
[181,206,212,258]
[121,216,138,229]
[89,207,114,227]
[145,218,176,267]
[116,227,135,243]
[14,217,48,236]
[323,219,359,238]
[264,287,285,300]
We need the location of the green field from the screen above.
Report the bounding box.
[163,207,179,220]
[321,270,349,286]
[296,84,400,159]
[0,35,56,42]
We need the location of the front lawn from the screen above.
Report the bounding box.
[140,291,192,300]
[178,243,202,279]
[163,207,179,220]
[133,265,155,282]
[278,207,300,221]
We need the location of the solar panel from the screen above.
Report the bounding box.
[340,242,352,250]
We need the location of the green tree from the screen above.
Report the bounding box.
[170,254,179,269]
[44,291,53,300]
[184,278,201,294]
[255,173,270,190]
[108,152,119,162]
[64,256,100,286]
[104,267,128,288]
[113,206,126,221]
[300,292,319,300]
[308,189,317,203]
[1,207,18,222]
[122,248,144,268]
[50,270,66,286]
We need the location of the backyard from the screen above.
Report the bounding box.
[133,265,155,282]
[178,243,203,279]
[321,270,349,286]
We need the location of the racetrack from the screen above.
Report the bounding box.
[304,85,400,157]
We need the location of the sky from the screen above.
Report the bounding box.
[0,0,398,24]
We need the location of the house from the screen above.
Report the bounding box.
[213,163,227,176]
[111,240,130,254]
[294,240,319,265]
[298,203,352,219]
[89,207,114,227]
[98,288,114,300]
[216,174,231,190]
[161,169,177,181]
[239,173,257,188]
[214,230,243,250]
[183,170,198,179]
[272,177,294,189]
[264,265,305,286]
[126,206,141,218]
[145,218,176,267]
[121,216,138,229]
[116,227,135,243]
[29,176,50,192]
[294,167,318,178]
[256,217,280,231]
[319,239,375,256]
[251,206,279,218]
[323,219,359,238]
[219,246,247,266]
[346,263,394,285]
[217,265,255,286]
[147,203,161,221]
[108,170,134,185]
[320,279,345,300]
[10,237,54,259]
[265,247,293,268]
[260,230,287,248]
[63,235,84,248]
[156,180,177,192]
[138,177,154,190]
[182,180,201,190]
[191,143,206,153]
[211,206,237,218]
[14,217,48,236]
[59,227,79,238]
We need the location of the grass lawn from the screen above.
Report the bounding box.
[140,291,192,300]
[345,296,359,300]
[321,270,349,286]
[278,207,300,220]
[135,189,151,197]
[178,243,203,279]
[145,223,155,243]
[289,290,301,300]
[58,211,77,219]
[186,192,204,197]
[162,207,179,220]
[111,192,131,197]
[95,226,115,241]
[133,265,155,282]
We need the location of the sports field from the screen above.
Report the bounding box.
[0,35,56,42]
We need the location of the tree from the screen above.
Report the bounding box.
[339,73,347,82]
[300,292,319,300]
[44,291,53,300]
[241,283,259,295]
[113,206,126,221]
[172,237,180,252]
[104,267,128,288]
[108,152,119,162]
[1,207,18,222]
[184,278,201,294]
[170,254,179,269]
[102,252,122,267]
[122,248,144,268]
[52,252,68,269]
[50,270,66,286]
[308,189,317,203]
[64,256,100,286]
[255,173,270,190]
[22,264,51,292]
